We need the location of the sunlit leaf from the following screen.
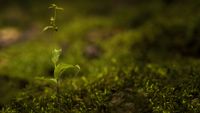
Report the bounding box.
[54,63,80,79]
[52,49,62,66]
[75,65,80,70]
[74,65,80,76]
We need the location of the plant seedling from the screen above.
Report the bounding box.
[51,48,80,95]
[43,3,64,32]
[37,49,80,112]
[42,3,80,111]
[51,49,80,111]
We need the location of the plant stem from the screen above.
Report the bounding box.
[56,79,61,112]
[54,8,57,26]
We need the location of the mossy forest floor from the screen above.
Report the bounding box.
[1,0,200,113]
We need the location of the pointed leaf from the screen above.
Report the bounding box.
[52,49,62,66]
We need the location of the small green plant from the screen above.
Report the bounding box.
[51,48,80,95]
[43,3,64,32]
[51,48,80,111]
[35,48,80,112]
[42,3,80,111]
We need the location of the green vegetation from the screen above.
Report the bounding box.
[43,3,64,32]
[1,0,200,113]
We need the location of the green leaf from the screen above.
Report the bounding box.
[49,4,57,9]
[56,7,64,10]
[75,65,80,70]
[43,26,54,32]
[52,49,62,66]
[74,65,80,75]
[49,78,57,84]
[54,63,80,80]
[35,77,57,84]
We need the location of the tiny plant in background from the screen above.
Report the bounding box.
[42,2,80,98]
[43,3,64,32]
[37,49,80,112]
[42,3,80,111]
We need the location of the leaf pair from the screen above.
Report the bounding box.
[36,49,80,85]
[54,63,80,80]
[52,49,80,81]
[49,4,64,10]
